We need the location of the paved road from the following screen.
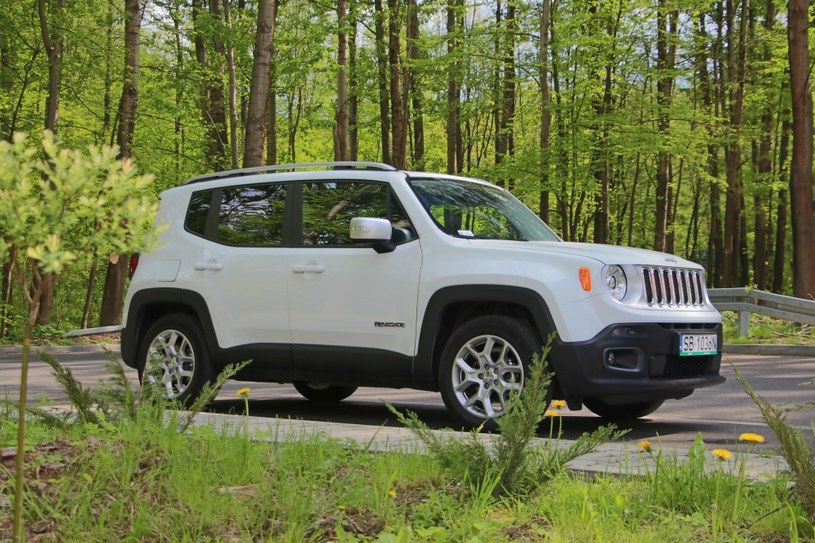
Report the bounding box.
[0,349,811,453]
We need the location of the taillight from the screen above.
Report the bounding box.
[129,254,140,277]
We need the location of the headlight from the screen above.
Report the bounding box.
[604,265,627,301]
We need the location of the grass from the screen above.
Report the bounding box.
[1,354,813,541]
[0,407,810,542]
[722,311,815,345]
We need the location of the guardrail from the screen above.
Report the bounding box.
[708,287,815,337]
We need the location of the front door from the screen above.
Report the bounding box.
[287,180,422,382]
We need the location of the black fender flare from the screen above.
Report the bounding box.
[121,288,220,368]
[412,285,559,389]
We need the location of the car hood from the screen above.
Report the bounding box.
[470,240,703,269]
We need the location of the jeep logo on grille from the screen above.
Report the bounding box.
[664,256,677,263]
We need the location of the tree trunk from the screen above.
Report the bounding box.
[334,0,350,161]
[497,1,516,171]
[38,0,62,135]
[697,10,723,286]
[0,244,15,338]
[493,1,503,166]
[223,0,240,168]
[81,262,98,329]
[787,0,815,299]
[388,0,406,169]
[653,1,677,253]
[349,13,359,161]
[589,3,617,245]
[374,0,391,164]
[99,0,141,327]
[406,0,424,169]
[244,0,277,168]
[169,1,185,181]
[266,0,280,167]
[0,24,10,137]
[36,0,64,326]
[772,116,790,293]
[722,0,749,287]
[538,0,552,223]
[446,0,461,174]
[191,0,228,171]
[751,0,775,290]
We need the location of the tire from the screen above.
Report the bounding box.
[583,398,664,421]
[438,315,545,429]
[137,313,214,404]
[293,382,357,403]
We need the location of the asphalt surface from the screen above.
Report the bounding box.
[0,345,811,480]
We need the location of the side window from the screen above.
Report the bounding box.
[185,183,288,247]
[301,181,415,246]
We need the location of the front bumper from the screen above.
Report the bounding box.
[550,322,724,405]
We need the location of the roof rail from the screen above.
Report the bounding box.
[185,161,397,184]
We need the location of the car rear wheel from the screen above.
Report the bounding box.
[438,315,546,429]
[583,398,664,420]
[293,381,357,403]
[138,313,213,404]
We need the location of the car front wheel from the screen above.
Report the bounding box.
[438,315,545,429]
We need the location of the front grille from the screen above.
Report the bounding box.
[662,356,713,378]
[641,267,707,308]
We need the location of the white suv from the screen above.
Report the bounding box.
[121,162,724,427]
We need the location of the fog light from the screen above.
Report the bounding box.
[603,348,643,372]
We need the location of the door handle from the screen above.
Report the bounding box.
[193,262,223,271]
[292,264,325,274]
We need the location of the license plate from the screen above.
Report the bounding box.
[678,333,718,356]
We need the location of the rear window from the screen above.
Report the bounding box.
[185,184,288,247]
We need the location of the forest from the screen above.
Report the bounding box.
[1,0,814,336]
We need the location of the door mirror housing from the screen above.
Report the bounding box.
[350,217,395,253]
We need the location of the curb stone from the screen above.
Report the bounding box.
[188,411,788,482]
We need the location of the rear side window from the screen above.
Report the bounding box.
[185,184,288,246]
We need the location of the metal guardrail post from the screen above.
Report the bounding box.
[738,310,750,337]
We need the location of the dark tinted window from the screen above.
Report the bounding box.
[301,182,414,246]
[185,184,288,246]
[185,190,215,236]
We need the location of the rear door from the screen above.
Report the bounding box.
[182,182,293,361]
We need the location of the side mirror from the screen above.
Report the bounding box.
[350,217,395,254]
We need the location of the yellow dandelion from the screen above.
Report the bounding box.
[738,432,765,444]
[236,387,251,398]
[711,448,732,461]
[551,400,566,409]
[639,439,652,453]
[544,409,559,417]
[388,489,396,498]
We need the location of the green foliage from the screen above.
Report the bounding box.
[0,130,159,541]
[0,0,808,339]
[390,344,627,497]
[0,131,158,275]
[732,361,815,522]
[1,388,810,541]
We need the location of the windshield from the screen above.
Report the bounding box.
[410,177,561,242]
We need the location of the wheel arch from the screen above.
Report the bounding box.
[121,288,219,369]
[413,285,560,391]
